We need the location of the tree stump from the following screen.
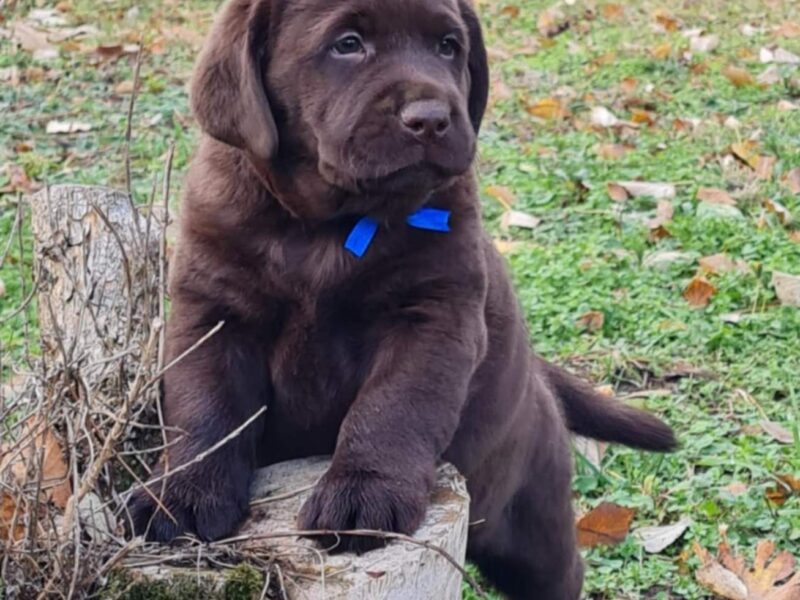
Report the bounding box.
[125,458,471,599]
[16,185,472,599]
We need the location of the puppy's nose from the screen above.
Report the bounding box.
[400,100,451,139]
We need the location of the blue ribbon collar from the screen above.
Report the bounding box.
[344,207,451,258]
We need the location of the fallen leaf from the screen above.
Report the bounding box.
[113,80,135,95]
[730,140,761,169]
[45,120,92,134]
[576,310,604,332]
[485,185,515,209]
[649,199,674,230]
[601,4,624,21]
[0,420,71,508]
[778,100,799,112]
[614,181,676,199]
[538,7,569,38]
[574,436,607,469]
[755,156,777,180]
[690,34,719,53]
[526,97,571,120]
[634,518,691,553]
[761,46,800,65]
[577,502,635,548]
[783,168,800,194]
[697,187,737,206]
[493,239,523,255]
[775,21,800,39]
[684,275,717,308]
[758,65,782,86]
[723,481,748,496]
[1,493,26,542]
[766,475,800,506]
[763,199,793,225]
[651,42,672,60]
[772,272,800,307]
[761,420,794,444]
[590,106,620,127]
[595,143,633,160]
[653,9,680,32]
[699,253,737,274]
[790,231,800,243]
[10,21,58,60]
[644,250,696,270]
[723,65,755,87]
[0,278,5,298]
[501,210,541,230]
[607,182,630,202]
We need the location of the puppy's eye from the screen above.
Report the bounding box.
[438,35,460,59]
[332,33,365,57]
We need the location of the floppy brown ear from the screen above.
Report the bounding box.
[190,0,278,163]
[460,0,489,133]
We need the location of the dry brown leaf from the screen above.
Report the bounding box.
[760,420,794,444]
[684,275,717,308]
[690,34,720,53]
[0,277,5,299]
[783,168,800,194]
[695,539,800,600]
[723,65,755,87]
[590,105,620,127]
[538,7,569,38]
[1,493,26,542]
[756,155,777,180]
[576,502,635,548]
[763,199,793,225]
[730,140,761,169]
[485,185,515,209]
[697,187,737,206]
[653,9,680,32]
[0,419,71,508]
[790,231,800,243]
[699,253,736,274]
[766,475,800,506]
[46,120,92,134]
[777,100,800,112]
[601,4,625,21]
[723,481,749,496]
[772,272,800,307]
[11,22,58,59]
[775,21,800,39]
[596,143,633,160]
[576,310,604,332]
[607,182,630,202]
[649,200,674,231]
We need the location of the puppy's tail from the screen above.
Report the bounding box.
[545,362,677,452]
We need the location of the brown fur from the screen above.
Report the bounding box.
[127,1,676,597]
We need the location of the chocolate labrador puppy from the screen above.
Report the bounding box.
[128,0,676,597]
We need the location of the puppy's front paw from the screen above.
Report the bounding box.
[127,471,250,543]
[297,469,430,553]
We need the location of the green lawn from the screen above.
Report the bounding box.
[2,1,800,598]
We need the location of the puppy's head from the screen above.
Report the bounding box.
[191,0,489,219]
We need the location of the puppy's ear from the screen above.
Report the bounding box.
[460,1,489,133]
[190,0,278,163]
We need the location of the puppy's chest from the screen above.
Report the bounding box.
[266,293,374,425]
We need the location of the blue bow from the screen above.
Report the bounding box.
[344,207,451,258]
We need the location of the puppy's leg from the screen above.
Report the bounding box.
[468,426,583,599]
[298,294,486,553]
[127,302,269,542]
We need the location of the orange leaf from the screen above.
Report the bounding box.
[596,143,633,160]
[653,9,680,32]
[697,187,737,206]
[485,185,516,209]
[577,502,635,548]
[684,275,717,308]
[607,182,629,202]
[651,42,673,60]
[526,97,571,120]
[723,65,755,87]
[730,140,761,169]
[775,21,800,39]
[601,4,625,21]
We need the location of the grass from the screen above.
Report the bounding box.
[2,0,800,598]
